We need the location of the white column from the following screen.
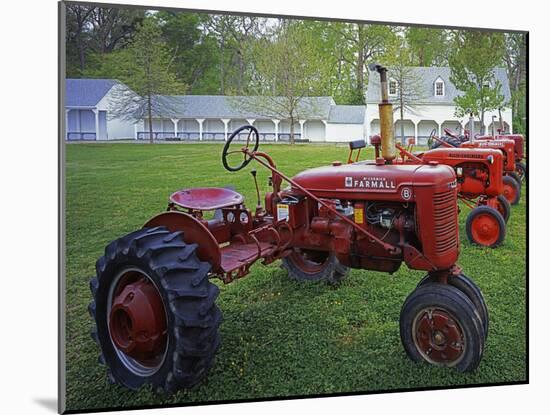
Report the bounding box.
[322,120,328,142]
[437,122,442,139]
[414,122,418,144]
[65,109,70,140]
[134,123,138,140]
[299,120,306,140]
[196,119,205,141]
[246,119,256,126]
[171,118,179,138]
[272,119,280,141]
[93,108,99,140]
[221,119,231,141]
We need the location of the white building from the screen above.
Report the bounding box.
[65,79,135,140]
[366,67,513,144]
[65,79,367,142]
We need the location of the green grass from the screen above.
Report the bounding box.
[64,143,526,411]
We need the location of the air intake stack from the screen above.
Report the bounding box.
[369,63,395,163]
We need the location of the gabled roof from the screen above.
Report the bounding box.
[66,79,118,107]
[328,105,366,124]
[150,95,336,120]
[366,67,511,105]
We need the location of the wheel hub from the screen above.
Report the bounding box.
[415,309,464,364]
[471,213,499,246]
[109,277,167,364]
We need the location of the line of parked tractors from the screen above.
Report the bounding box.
[88,64,526,394]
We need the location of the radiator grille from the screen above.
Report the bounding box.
[432,189,457,255]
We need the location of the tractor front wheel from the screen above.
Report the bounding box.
[400,283,485,372]
[417,274,489,340]
[281,249,349,284]
[502,175,521,205]
[89,226,222,393]
[465,206,506,248]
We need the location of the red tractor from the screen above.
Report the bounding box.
[89,64,488,394]
[431,133,521,206]
[348,138,509,248]
[474,132,526,181]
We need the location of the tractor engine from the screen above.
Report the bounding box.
[266,162,459,274]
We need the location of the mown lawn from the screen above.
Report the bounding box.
[64,143,527,412]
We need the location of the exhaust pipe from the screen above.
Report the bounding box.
[369,63,395,162]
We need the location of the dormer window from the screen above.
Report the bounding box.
[435,78,445,96]
[388,79,398,96]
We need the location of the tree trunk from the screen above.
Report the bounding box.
[147,93,154,144]
[289,117,295,145]
[400,106,405,144]
[356,47,364,103]
[480,110,485,136]
[219,35,225,95]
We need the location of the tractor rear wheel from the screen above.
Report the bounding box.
[417,274,489,340]
[281,249,349,284]
[495,195,511,224]
[502,175,521,205]
[89,226,222,393]
[400,283,485,372]
[516,162,526,182]
[465,206,506,247]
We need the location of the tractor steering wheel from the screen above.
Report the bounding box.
[222,124,260,172]
[429,128,438,141]
[444,127,458,139]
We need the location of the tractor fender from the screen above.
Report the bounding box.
[144,211,222,272]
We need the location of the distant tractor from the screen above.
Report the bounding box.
[349,137,509,247]
[431,131,522,206]
[89,64,488,394]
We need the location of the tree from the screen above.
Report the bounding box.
[155,11,222,94]
[382,40,425,143]
[105,17,186,143]
[234,23,327,144]
[66,4,95,75]
[503,32,527,134]
[65,5,144,77]
[405,27,450,66]
[335,23,398,104]
[449,31,506,133]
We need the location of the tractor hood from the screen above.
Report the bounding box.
[291,162,456,202]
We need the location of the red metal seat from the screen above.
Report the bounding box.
[170,187,244,211]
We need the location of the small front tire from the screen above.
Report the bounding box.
[400,283,485,372]
[465,206,506,247]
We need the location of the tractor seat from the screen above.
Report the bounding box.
[170,187,244,211]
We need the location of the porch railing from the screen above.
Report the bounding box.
[67,132,97,140]
[137,131,303,141]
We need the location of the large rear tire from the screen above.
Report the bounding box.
[495,195,511,224]
[515,162,526,182]
[465,206,506,248]
[502,175,521,205]
[281,249,349,285]
[89,226,222,393]
[400,283,485,372]
[507,171,522,188]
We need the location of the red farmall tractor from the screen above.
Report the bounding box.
[431,128,523,205]
[89,64,488,394]
[348,137,509,247]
